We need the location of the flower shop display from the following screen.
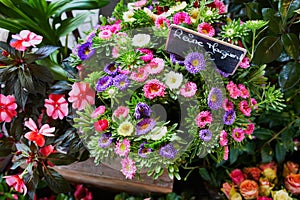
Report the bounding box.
[69,0,285,181]
[221,161,300,200]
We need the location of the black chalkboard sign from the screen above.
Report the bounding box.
[165,24,247,75]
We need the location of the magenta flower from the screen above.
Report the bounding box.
[68,82,95,110]
[239,57,250,69]
[220,130,228,146]
[180,82,197,98]
[98,30,112,39]
[91,105,106,118]
[130,67,149,82]
[115,139,131,157]
[137,48,153,62]
[172,12,191,25]
[113,106,129,120]
[155,16,170,29]
[226,81,241,99]
[146,58,165,75]
[222,98,234,111]
[10,30,43,51]
[195,111,212,128]
[207,0,226,14]
[238,84,250,99]
[120,157,136,179]
[197,22,215,37]
[24,118,55,147]
[143,79,166,100]
[239,100,252,116]
[4,175,27,194]
[0,94,17,123]
[44,94,68,120]
[251,98,258,110]
[232,127,245,142]
[244,123,255,135]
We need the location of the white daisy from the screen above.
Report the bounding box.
[132,34,151,47]
[149,126,168,141]
[165,71,183,90]
[123,10,136,23]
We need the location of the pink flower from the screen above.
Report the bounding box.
[91,106,106,118]
[44,94,68,120]
[74,184,93,200]
[239,100,251,116]
[98,30,112,39]
[0,94,17,123]
[207,0,226,14]
[239,180,259,200]
[120,157,136,179]
[180,82,197,98]
[115,139,131,157]
[24,118,55,147]
[39,145,55,157]
[238,84,250,99]
[4,175,27,194]
[195,111,212,128]
[222,98,234,111]
[94,119,109,132]
[112,46,120,58]
[109,24,121,34]
[113,106,129,120]
[230,169,246,185]
[250,98,258,110]
[143,79,166,100]
[68,82,95,111]
[285,173,300,194]
[257,197,272,200]
[226,81,241,99]
[221,182,233,199]
[232,127,245,142]
[197,22,215,37]
[244,123,255,135]
[155,16,170,29]
[239,57,250,69]
[10,30,43,51]
[223,146,229,160]
[137,48,153,62]
[130,67,149,82]
[134,0,147,7]
[146,58,165,74]
[220,130,228,146]
[172,12,191,25]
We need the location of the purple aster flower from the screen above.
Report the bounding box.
[78,41,95,61]
[98,132,113,148]
[104,62,119,76]
[208,87,223,110]
[223,109,236,125]
[184,52,206,74]
[113,74,130,91]
[170,54,184,66]
[199,129,212,142]
[136,118,156,136]
[134,102,151,119]
[159,143,177,159]
[138,142,152,158]
[96,76,113,92]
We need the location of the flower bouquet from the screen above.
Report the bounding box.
[69,0,285,180]
[221,161,300,200]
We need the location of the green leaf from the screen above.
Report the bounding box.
[281,33,299,60]
[199,168,211,182]
[253,128,273,140]
[15,143,31,154]
[0,138,13,157]
[278,62,300,91]
[47,153,77,165]
[42,167,72,194]
[229,146,239,165]
[261,144,273,163]
[279,0,300,20]
[245,2,262,20]
[253,36,283,64]
[262,8,283,34]
[56,13,89,37]
[37,59,67,80]
[9,114,25,140]
[33,46,60,60]
[275,142,286,163]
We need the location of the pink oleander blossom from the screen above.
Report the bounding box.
[44,94,68,120]
[239,100,252,116]
[113,106,129,120]
[197,22,215,37]
[143,79,166,100]
[232,127,245,142]
[195,111,212,128]
[146,58,165,74]
[0,94,17,123]
[91,106,106,118]
[238,84,250,99]
[24,118,55,147]
[68,82,95,111]
[115,139,131,157]
[220,130,228,146]
[120,157,136,179]
[222,98,234,111]
[173,12,191,25]
[137,48,153,62]
[130,67,149,82]
[239,57,250,69]
[10,30,43,51]
[155,16,170,29]
[180,82,197,98]
[226,81,241,99]
[4,175,27,195]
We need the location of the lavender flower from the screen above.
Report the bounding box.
[136,118,156,136]
[113,74,130,91]
[216,68,230,78]
[98,132,113,148]
[138,142,152,158]
[223,109,236,125]
[104,62,119,76]
[199,129,212,142]
[184,52,206,74]
[159,143,177,159]
[208,87,223,110]
[170,54,184,66]
[78,41,95,61]
[134,102,151,119]
[96,76,113,92]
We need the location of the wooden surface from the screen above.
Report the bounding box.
[54,158,173,194]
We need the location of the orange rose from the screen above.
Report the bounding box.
[239,179,259,199]
[285,173,300,195]
[243,167,261,181]
[283,161,299,177]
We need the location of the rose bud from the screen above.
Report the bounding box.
[285,173,300,195]
[239,179,259,199]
